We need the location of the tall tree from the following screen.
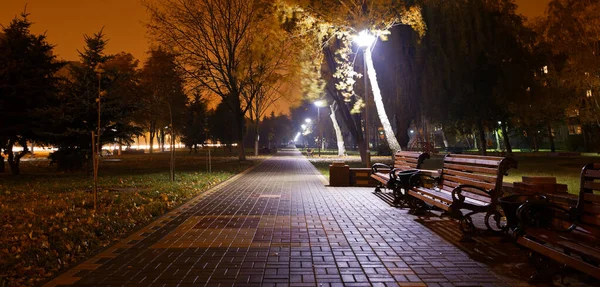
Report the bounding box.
[280,1,425,163]
[49,31,142,167]
[538,0,600,150]
[409,0,531,155]
[145,0,284,161]
[241,20,298,156]
[181,91,209,153]
[209,101,238,152]
[139,47,186,180]
[139,48,187,154]
[0,13,65,175]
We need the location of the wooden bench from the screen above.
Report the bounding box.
[305,148,314,157]
[407,154,517,240]
[516,163,600,281]
[370,151,430,206]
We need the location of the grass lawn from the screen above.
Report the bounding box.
[0,149,257,286]
[307,151,600,194]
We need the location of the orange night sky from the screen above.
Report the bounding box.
[1,0,549,114]
[1,0,150,62]
[1,0,549,62]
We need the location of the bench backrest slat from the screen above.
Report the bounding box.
[443,174,496,191]
[443,169,498,184]
[392,151,429,170]
[444,156,502,167]
[572,163,600,235]
[583,181,600,192]
[442,163,498,175]
[440,154,516,205]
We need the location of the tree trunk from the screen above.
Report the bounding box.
[330,103,346,156]
[149,124,156,154]
[500,120,513,155]
[441,125,449,149]
[364,49,401,152]
[254,121,259,156]
[168,104,175,181]
[160,128,166,152]
[236,112,247,161]
[547,122,556,153]
[323,47,366,164]
[6,142,28,176]
[477,120,487,156]
[465,134,472,149]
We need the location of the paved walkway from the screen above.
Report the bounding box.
[47,149,535,287]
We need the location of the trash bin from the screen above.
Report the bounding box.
[498,194,546,230]
[329,162,349,187]
[391,169,420,205]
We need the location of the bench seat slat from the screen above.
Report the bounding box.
[517,236,600,280]
[410,187,488,207]
[581,214,600,226]
[520,228,600,262]
[407,189,452,211]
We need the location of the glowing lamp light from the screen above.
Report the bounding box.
[354,30,376,48]
[314,100,327,107]
[305,118,312,123]
[301,124,307,129]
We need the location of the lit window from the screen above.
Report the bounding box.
[587,90,593,97]
[566,109,580,118]
[568,125,583,135]
[543,66,548,74]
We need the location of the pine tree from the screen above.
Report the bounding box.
[0,13,65,175]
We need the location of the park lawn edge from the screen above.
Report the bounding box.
[0,159,257,287]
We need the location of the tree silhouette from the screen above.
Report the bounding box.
[0,13,65,175]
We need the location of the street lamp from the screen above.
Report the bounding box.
[314,100,327,156]
[354,30,376,167]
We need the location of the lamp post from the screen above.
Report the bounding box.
[314,100,326,156]
[354,30,376,167]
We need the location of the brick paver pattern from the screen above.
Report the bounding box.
[47,149,527,287]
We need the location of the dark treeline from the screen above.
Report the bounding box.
[372,0,600,155]
[0,13,293,175]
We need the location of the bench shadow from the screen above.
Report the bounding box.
[372,190,396,206]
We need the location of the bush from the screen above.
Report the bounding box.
[48,148,88,171]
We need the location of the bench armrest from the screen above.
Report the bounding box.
[516,201,578,233]
[451,184,491,203]
[371,163,392,174]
